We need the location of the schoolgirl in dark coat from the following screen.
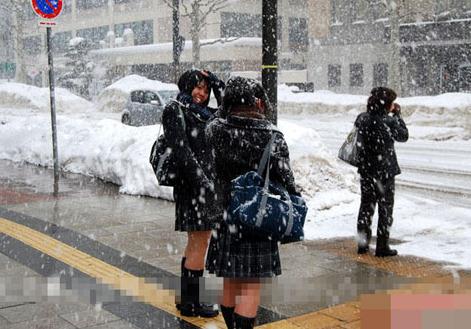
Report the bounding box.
[205,77,299,329]
[161,69,224,317]
[354,87,408,257]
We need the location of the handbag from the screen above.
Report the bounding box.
[338,125,361,167]
[149,103,186,186]
[226,133,308,243]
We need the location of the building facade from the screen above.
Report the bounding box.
[307,0,471,96]
[16,0,310,87]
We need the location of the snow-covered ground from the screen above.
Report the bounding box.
[1,81,471,269]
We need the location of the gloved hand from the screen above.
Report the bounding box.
[202,70,225,106]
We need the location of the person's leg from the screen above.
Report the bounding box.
[357,175,377,253]
[180,230,218,317]
[185,230,212,270]
[375,178,397,257]
[233,279,260,329]
[221,278,239,329]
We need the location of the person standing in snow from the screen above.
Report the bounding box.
[161,69,224,317]
[205,77,299,329]
[355,87,409,257]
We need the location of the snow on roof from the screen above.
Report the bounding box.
[90,37,262,57]
[96,74,178,113]
[0,82,93,113]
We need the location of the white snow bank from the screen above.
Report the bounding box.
[96,75,178,113]
[278,86,471,133]
[0,113,172,200]
[0,82,93,113]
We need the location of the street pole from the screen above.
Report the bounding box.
[172,0,180,83]
[46,27,59,195]
[262,0,278,125]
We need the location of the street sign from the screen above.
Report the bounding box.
[31,0,63,19]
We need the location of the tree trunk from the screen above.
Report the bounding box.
[13,4,27,83]
[191,1,201,68]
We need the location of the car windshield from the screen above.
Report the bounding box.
[158,90,178,105]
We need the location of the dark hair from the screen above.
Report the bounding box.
[177,69,210,106]
[223,76,272,114]
[367,87,397,114]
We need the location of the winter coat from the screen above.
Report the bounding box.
[207,115,298,226]
[355,109,408,180]
[161,100,220,227]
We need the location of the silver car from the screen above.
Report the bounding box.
[121,89,178,126]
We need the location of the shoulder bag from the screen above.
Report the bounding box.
[226,132,308,243]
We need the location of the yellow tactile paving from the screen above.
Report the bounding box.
[0,217,226,328]
[2,217,469,329]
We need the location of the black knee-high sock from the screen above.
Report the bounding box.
[234,313,255,329]
[221,305,235,329]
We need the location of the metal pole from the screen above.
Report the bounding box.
[262,0,278,125]
[46,27,59,196]
[172,0,180,83]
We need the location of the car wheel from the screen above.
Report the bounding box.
[121,113,131,125]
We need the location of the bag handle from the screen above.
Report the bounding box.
[255,132,294,238]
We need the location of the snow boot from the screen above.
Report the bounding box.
[375,237,397,257]
[179,264,219,318]
[234,313,256,329]
[221,305,235,329]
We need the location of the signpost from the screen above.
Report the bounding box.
[31,0,63,196]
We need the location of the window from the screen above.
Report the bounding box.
[77,0,107,10]
[115,20,153,45]
[331,0,343,24]
[77,26,109,49]
[289,18,308,52]
[350,63,364,87]
[353,0,368,21]
[371,0,387,20]
[52,31,72,54]
[328,64,341,87]
[373,63,388,87]
[220,12,262,38]
[23,36,42,56]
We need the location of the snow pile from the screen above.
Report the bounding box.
[0,82,93,113]
[95,75,178,113]
[0,113,172,200]
[278,86,471,134]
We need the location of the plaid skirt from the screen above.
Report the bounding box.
[174,185,216,232]
[206,223,282,278]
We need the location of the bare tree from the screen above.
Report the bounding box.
[1,0,30,83]
[163,0,230,67]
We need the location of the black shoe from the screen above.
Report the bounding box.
[357,245,369,254]
[234,313,256,329]
[179,302,219,318]
[375,247,398,257]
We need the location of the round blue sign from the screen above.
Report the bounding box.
[31,0,63,19]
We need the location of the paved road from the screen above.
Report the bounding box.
[282,115,471,207]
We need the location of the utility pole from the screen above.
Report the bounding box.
[262,0,278,125]
[389,0,403,94]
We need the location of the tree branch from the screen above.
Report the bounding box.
[200,37,240,47]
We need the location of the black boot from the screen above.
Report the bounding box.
[179,267,219,318]
[176,257,186,310]
[234,313,256,329]
[221,305,235,329]
[375,237,398,257]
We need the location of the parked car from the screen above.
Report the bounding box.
[121,89,178,126]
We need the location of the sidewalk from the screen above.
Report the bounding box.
[0,159,469,329]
